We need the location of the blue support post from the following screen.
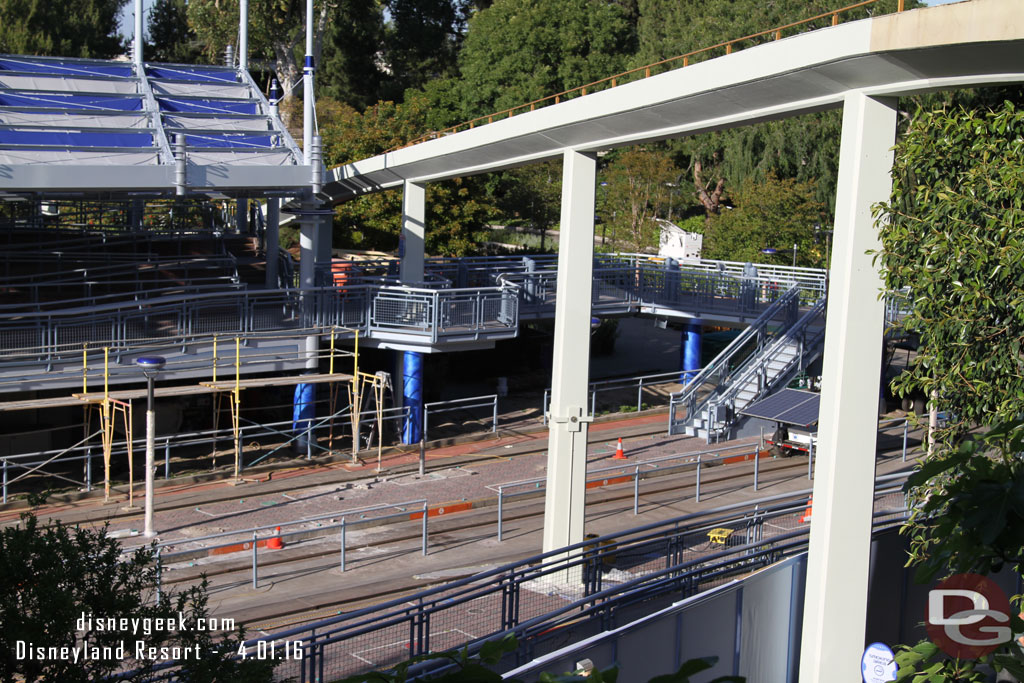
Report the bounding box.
[292,383,315,454]
[402,351,423,445]
[681,319,703,385]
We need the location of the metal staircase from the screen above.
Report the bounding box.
[668,290,827,441]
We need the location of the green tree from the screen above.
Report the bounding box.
[601,148,679,252]
[876,100,1024,428]
[0,514,276,683]
[187,0,337,128]
[633,0,916,215]
[0,0,128,58]
[147,0,201,64]
[381,0,468,102]
[456,0,636,118]
[873,96,1024,681]
[703,172,823,265]
[320,94,492,255]
[493,161,562,252]
[318,0,389,110]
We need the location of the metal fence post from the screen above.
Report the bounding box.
[492,396,498,433]
[85,447,92,492]
[251,531,258,589]
[542,389,549,426]
[421,502,428,556]
[497,487,504,541]
[754,448,760,491]
[419,437,426,477]
[164,438,170,480]
[695,454,701,503]
[633,465,640,515]
[808,439,814,480]
[340,518,346,572]
[902,420,908,462]
[637,378,643,413]
[156,547,163,600]
[591,389,596,417]
[2,459,6,504]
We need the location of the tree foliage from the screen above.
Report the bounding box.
[147,0,202,64]
[703,172,824,265]
[0,514,276,683]
[600,148,679,252]
[0,0,127,58]
[875,100,1024,427]
[321,94,492,256]
[633,0,915,215]
[878,96,1024,681]
[187,0,336,129]
[456,0,636,118]
[318,0,389,111]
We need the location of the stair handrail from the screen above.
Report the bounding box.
[669,285,800,422]
[713,296,828,426]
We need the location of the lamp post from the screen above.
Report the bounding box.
[136,356,165,538]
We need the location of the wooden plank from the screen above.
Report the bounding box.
[0,372,354,412]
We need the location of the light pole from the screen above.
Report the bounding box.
[136,356,165,538]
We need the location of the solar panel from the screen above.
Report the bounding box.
[739,388,820,428]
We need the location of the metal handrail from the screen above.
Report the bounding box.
[669,286,800,420]
[222,477,909,682]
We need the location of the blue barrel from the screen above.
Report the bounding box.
[402,351,423,444]
[681,319,703,385]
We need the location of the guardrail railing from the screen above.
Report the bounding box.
[223,473,911,683]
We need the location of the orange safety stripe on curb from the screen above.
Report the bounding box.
[586,475,634,489]
[722,450,771,465]
[409,501,473,520]
[210,538,269,556]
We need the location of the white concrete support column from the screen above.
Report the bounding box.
[133,0,143,68]
[303,0,314,164]
[265,198,280,289]
[238,0,249,71]
[399,181,426,283]
[542,149,597,555]
[299,201,318,369]
[798,93,897,682]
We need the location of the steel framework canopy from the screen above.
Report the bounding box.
[0,54,312,197]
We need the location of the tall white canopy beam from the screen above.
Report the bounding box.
[798,92,896,681]
[400,181,426,283]
[542,150,596,554]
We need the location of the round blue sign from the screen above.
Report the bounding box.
[861,642,896,683]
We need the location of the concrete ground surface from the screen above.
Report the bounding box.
[2,407,920,635]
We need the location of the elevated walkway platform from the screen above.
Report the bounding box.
[0,253,826,393]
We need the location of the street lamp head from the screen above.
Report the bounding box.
[136,356,166,377]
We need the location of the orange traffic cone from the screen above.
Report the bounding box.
[799,496,813,523]
[613,438,627,460]
[267,527,284,550]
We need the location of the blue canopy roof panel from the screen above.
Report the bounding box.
[0,92,144,111]
[0,53,306,193]
[145,66,238,83]
[157,98,259,115]
[183,133,275,149]
[0,56,133,78]
[0,130,153,148]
